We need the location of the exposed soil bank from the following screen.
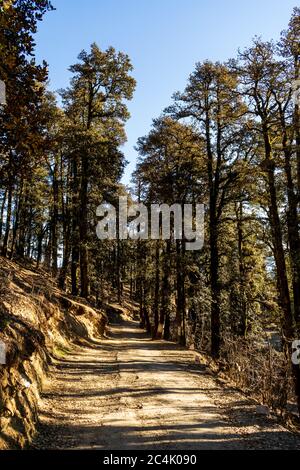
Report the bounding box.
[0,257,107,449]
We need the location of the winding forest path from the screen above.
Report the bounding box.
[32,320,300,450]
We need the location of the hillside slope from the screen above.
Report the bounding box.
[0,257,107,449]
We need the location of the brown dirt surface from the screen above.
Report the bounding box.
[31,320,300,450]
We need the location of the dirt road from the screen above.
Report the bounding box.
[31,320,300,450]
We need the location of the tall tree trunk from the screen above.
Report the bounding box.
[210,214,221,357]
[79,155,89,298]
[36,225,45,268]
[59,222,71,291]
[2,181,12,257]
[175,239,186,345]
[51,158,59,276]
[157,240,171,340]
[263,130,300,414]
[71,155,79,296]
[205,107,221,358]
[263,133,293,337]
[130,263,134,299]
[143,280,151,334]
[152,241,160,338]
[44,226,52,269]
[279,113,300,329]
[116,211,122,304]
[59,160,71,290]
[236,202,247,336]
[139,280,145,328]
[293,58,300,201]
[0,189,7,241]
[26,207,33,257]
[284,150,300,325]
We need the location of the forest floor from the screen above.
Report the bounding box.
[30,319,300,450]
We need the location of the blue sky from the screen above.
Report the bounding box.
[35,0,297,185]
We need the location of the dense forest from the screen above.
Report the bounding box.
[1,0,300,428]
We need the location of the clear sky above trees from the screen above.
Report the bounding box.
[35,0,297,184]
